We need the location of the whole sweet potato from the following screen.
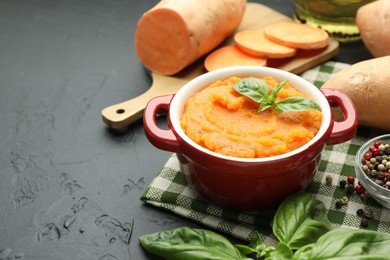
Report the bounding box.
[357,0,390,57]
[135,0,246,76]
[322,56,390,131]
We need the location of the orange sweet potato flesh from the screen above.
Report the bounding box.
[204,45,267,72]
[264,22,329,50]
[135,0,247,76]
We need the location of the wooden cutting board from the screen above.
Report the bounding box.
[102,2,339,129]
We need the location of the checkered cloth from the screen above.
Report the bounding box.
[140,61,390,244]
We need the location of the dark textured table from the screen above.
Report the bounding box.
[0,0,373,259]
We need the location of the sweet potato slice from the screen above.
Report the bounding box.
[234,29,297,58]
[204,45,267,72]
[264,22,329,50]
[135,0,247,76]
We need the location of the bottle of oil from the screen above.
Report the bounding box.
[293,0,376,42]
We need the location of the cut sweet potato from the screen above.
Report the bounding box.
[135,0,247,76]
[264,22,329,50]
[204,45,267,72]
[234,29,297,58]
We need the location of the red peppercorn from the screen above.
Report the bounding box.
[372,148,380,156]
[347,176,355,184]
[355,185,365,194]
[363,152,372,160]
[374,141,381,148]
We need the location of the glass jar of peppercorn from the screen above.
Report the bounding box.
[355,134,390,209]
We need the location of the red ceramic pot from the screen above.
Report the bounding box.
[144,66,357,210]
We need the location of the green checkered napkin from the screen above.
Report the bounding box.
[140,61,390,244]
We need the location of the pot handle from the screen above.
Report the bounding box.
[321,88,358,145]
[143,94,182,153]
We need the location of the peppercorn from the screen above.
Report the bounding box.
[361,218,369,228]
[359,140,390,190]
[325,175,333,186]
[364,209,373,219]
[340,196,349,205]
[346,176,355,184]
[372,148,380,156]
[346,184,355,194]
[339,179,347,189]
[364,152,372,160]
[356,208,364,216]
[374,162,380,170]
[360,192,368,202]
[370,170,378,178]
[335,200,343,209]
[375,179,384,186]
[355,185,364,194]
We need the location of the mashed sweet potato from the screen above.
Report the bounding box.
[180,76,322,158]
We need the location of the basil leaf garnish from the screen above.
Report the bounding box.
[232,78,271,103]
[274,97,322,113]
[271,80,287,101]
[233,78,321,113]
[259,102,273,112]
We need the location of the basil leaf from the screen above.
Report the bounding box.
[267,242,293,260]
[273,191,332,250]
[274,97,322,113]
[235,244,272,259]
[233,78,271,103]
[139,227,251,260]
[292,228,390,260]
[271,80,287,101]
[235,231,276,259]
[233,78,322,114]
[290,244,313,260]
[259,102,273,112]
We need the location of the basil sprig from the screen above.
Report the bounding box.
[233,78,321,113]
[139,191,390,259]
